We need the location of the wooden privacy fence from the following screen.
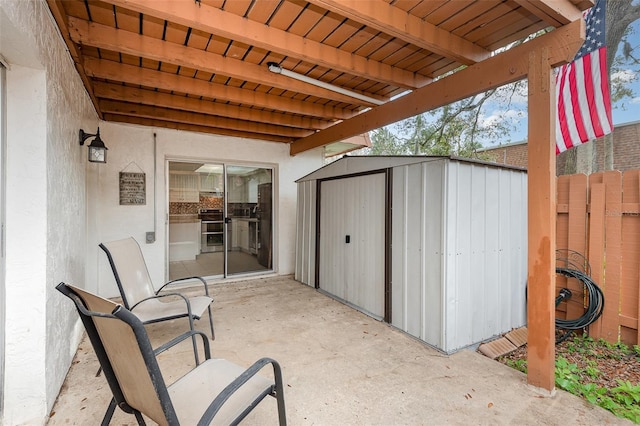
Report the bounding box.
[556,170,640,346]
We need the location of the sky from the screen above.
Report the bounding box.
[470,16,640,146]
[610,18,640,125]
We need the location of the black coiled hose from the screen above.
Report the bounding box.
[555,267,605,342]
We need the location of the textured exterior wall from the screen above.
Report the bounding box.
[1,0,97,424]
[90,124,323,298]
[4,64,49,426]
[0,2,323,422]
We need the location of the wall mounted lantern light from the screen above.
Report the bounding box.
[79,127,108,163]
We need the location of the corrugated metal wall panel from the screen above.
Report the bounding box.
[422,162,446,346]
[404,165,425,336]
[294,180,316,286]
[319,180,347,300]
[346,174,386,317]
[391,167,407,330]
[504,172,528,328]
[479,167,503,340]
[443,162,527,352]
[443,161,470,351]
[391,160,445,348]
[319,174,385,318]
[296,157,527,354]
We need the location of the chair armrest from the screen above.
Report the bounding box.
[196,358,285,426]
[130,292,194,320]
[158,276,210,297]
[153,330,211,361]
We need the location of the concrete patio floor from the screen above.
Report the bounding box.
[49,276,630,425]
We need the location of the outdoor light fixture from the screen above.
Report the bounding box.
[266,62,385,106]
[79,127,108,163]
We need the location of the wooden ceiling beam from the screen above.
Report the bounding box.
[290,19,585,155]
[101,0,429,89]
[307,0,490,65]
[104,113,293,143]
[92,82,333,131]
[83,57,358,120]
[67,17,386,106]
[98,99,311,138]
[513,0,587,27]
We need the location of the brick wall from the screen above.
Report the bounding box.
[609,121,640,171]
[481,121,640,175]
[483,142,528,169]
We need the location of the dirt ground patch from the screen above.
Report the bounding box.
[496,334,640,389]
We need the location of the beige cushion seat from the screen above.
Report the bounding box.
[169,358,274,425]
[100,237,215,339]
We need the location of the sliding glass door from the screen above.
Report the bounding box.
[167,160,272,280]
[226,166,272,275]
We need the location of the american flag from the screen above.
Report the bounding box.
[555,0,613,154]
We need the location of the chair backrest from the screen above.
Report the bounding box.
[57,283,178,425]
[55,283,130,415]
[99,237,156,309]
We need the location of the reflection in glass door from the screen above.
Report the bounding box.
[168,161,273,280]
[226,166,272,275]
[168,161,225,279]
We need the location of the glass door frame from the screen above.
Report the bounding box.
[166,158,274,280]
[224,163,274,276]
[0,61,6,417]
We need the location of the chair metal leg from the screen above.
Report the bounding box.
[133,411,146,425]
[272,361,287,425]
[101,398,117,426]
[207,305,215,340]
[101,398,147,426]
[186,315,201,365]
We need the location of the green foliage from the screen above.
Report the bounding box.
[555,357,582,393]
[584,360,601,380]
[552,340,640,424]
[368,127,411,155]
[609,380,640,423]
[365,83,526,158]
[504,358,527,374]
[500,335,640,424]
[565,334,595,355]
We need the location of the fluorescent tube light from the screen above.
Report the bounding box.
[267,62,384,106]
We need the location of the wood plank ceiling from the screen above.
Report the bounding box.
[46,0,592,155]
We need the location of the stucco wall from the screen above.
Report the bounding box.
[1,1,323,423]
[0,0,97,424]
[89,123,322,298]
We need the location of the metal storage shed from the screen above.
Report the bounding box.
[295,156,528,353]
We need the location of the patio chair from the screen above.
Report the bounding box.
[99,237,215,340]
[56,282,287,426]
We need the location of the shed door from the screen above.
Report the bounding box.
[318,173,386,319]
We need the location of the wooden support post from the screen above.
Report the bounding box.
[526,48,557,392]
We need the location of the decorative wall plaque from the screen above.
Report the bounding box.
[119,172,146,205]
